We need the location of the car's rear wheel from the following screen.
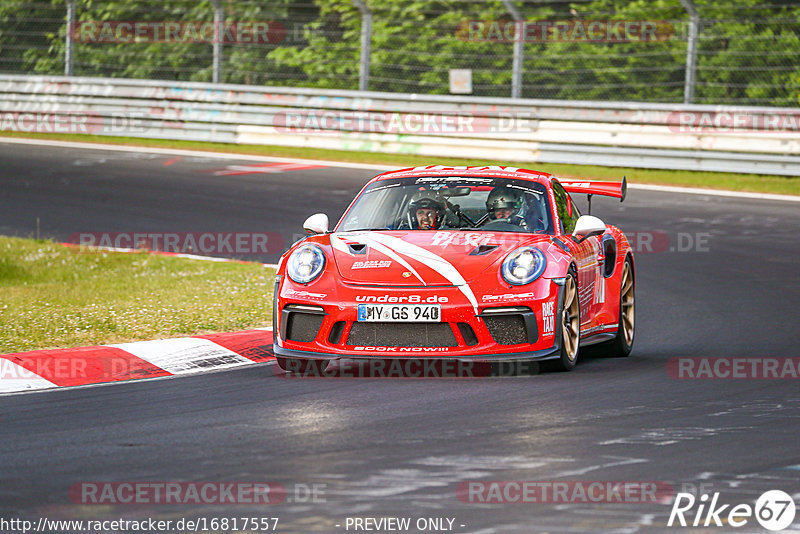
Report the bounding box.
[549,269,580,372]
[598,256,635,358]
[276,356,328,374]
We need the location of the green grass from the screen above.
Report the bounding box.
[0,236,274,354]
[2,131,799,196]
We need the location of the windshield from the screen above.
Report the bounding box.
[337,176,554,234]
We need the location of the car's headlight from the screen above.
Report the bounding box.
[287,244,326,283]
[501,247,546,285]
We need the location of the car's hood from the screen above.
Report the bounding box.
[329,230,550,286]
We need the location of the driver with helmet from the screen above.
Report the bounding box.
[404,189,446,230]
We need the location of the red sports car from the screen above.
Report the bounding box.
[272,165,634,372]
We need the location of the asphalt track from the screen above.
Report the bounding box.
[1,141,799,533]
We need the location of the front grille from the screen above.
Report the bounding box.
[285,312,324,343]
[347,322,458,347]
[484,315,529,345]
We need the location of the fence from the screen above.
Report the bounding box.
[1,0,799,106]
[2,74,799,176]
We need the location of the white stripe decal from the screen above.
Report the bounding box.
[359,233,480,313]
[107,338,252,375]
[0,359,57,393]
[594,266,605,305]
[333,233,426,285]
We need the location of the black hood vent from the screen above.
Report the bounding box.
[470,244,499,256]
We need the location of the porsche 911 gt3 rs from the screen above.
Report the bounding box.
[272,165,635,372]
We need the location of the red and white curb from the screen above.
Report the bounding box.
[0,328,274,395]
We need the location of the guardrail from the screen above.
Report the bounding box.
[1,74,799,175]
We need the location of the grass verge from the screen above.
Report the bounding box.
[1,131,798,196]
[0,236,274,354]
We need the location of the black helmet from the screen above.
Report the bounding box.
[407,190,446,229]
[486,187,523,215]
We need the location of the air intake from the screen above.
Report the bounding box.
[479,306,538,345]
[281,304,326,343]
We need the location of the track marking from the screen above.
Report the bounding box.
[551,456,649,478]
[212,162,327,175]
[0,136,390,171]
[60,242,279,268]
[629,183,800,203]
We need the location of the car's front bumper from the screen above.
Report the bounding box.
[273,343,561,362]
[273,276,565,361]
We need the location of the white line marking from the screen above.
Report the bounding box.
[629,183,800,202]
[66,243,279,268]
[3,136,798,202]
[552,456,649,478]
[0,137,390,171]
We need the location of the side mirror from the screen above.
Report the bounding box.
[303,213,329,235]
[572,215,606,242]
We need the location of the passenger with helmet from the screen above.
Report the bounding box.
[404,189,446,230]
[484,186,527,227]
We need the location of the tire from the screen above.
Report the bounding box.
[599,256,635,358]
[276,356,328,374]
[548,268,581,372]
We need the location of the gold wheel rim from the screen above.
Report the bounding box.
[620,262,635,346]
[562,275,580,361]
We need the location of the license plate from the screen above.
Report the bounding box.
[357,304,441,322]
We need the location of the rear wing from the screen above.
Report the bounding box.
[559,176,627,202]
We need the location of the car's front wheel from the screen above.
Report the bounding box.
[549,268,580,372]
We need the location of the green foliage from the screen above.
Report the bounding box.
[1,0,799,105]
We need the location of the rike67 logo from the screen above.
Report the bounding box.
[668,490,796,531]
